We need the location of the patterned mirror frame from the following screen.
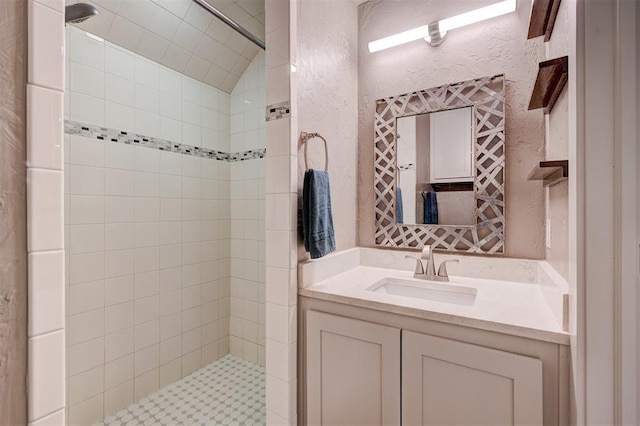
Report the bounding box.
[374,74,505,254]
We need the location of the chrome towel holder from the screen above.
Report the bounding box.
[300,131,329,171]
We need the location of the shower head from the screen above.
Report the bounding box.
[65,3,99,24]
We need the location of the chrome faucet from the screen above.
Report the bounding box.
[405,245,459,282]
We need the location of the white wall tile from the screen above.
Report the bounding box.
[134,146,160,172]
[68,394,103,426]
[69,224,105,255]
[69,165,105,195]
[135,270,160,299]
[28,251,65,336]
[70,253,104,285]
[105,328,134,363]
[135,222,160,248]
[105,196,135,223]
[27,85,64,170]
[105,275,135,306]
[159,359,182,387]
[70,92,105,126]
[58,22,270,418]
[27,169,64,252]
[134,54,160,89]
[28,330,65,421]
[105,142,135,170]
[134,109,160,137]
[104,381,134,416]
[134,247,160,273]
[69,135,104,167]
[105,249,135,278]
[28,0,65,90]
[69,310,105,345]
[160,198,182,222]
[134,368,159,400]
[105,102,136,132]
[160,117,183,143]
[70,62,105,98]
[105,73,135,106]
[106,45,135,80]
[69,280,104,315]
[105,302,134,334]
[159,244,182,270]
[69,29,105,70]
[134,171,160,197]
[105,355,134,389]
[28,409,65,426]
[70,195,105,224]
[67,366,104,406]
[134,198,161,225]
[105,169,135,196]
[135,84,161,114]
[160,175,182,198]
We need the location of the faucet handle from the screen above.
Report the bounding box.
[437,259,459,280]
[420,245,432,259]
[405,255,424,276]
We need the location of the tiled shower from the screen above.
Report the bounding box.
[63,26,266,424]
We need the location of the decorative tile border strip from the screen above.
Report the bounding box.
[65,120,266,162]
[265,101,290,121]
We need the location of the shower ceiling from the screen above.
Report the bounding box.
[66,0,264,93]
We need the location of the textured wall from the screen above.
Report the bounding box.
[358,0,546,259]
[0,0,27,424]
[545,0,569,280]
[297,0,359,260]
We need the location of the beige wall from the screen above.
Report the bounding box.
[545,0,570,280]
[0,0,28,424]
[357,0,546,259]
[296,0,359,260]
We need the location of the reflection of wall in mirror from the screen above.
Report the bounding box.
[437,192,475,225]
[397,116,417,223]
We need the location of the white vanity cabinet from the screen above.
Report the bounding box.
[305,311,401,425]
[299,298,569,426]
[402,331,543,426]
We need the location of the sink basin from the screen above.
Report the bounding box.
[366,277,477,305]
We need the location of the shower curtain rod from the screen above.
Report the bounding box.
[192,0,266,50]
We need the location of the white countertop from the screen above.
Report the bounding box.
[299,265,570,345]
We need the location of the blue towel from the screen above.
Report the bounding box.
[302,169,336,259]
[423,191,438,224]
[396,187,404,224]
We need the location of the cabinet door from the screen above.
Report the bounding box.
[306,311,401,426]
[402,331,543,426]
[429,107,474,183]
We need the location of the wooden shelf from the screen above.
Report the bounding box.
[527,160,568,187]
[528,0,562,41]
[528,56,568,114]
[430,182,474,192]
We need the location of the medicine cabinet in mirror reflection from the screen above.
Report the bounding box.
[395,107,475,226]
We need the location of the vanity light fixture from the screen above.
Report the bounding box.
[368,0,517,52]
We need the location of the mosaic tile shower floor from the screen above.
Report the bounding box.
[95,355,266,426]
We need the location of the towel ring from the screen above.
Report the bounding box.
[301,131,329,171]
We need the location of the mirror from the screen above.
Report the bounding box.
[396,107,475,226]
[374,74,505,254]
